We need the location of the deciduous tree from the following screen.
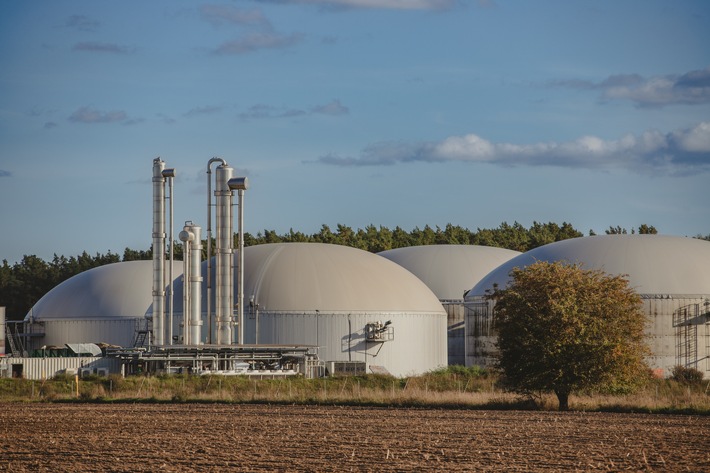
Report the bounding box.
[489,261,650,410]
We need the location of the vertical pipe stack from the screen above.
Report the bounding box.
[179,222,203,345]
[152,158,166,346]
[215,164,234,345]
[237,188,245,345]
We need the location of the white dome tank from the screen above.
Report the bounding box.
[170,243,447,376]
[378,244,521,366]
[464,235,710,377]
[25,261,183,348]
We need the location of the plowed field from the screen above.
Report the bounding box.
[1,403,708,472]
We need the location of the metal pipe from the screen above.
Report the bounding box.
[206,157,226,344]
[228,176,249,345]
[179,227,191,345]
[179,222,202,345]
[152,158,166,346]
[215,164,234,345]
[237,189,245,345]
[188,224,203,345]
[162,168,176,345]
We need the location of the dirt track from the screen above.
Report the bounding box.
[1,403,708,472]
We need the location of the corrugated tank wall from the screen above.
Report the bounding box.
[441,300,465,366]
[463,294,710,378]
[244,311,447,377]
[27,319,141,351]
[643,295,710,377]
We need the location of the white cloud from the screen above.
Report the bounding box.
[554,66,710,107]
[672,122,710,152]
[315,122,710,175]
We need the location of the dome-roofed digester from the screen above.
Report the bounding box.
[378,244,520,365]
[170,243,448,377]
[24,261,183,350]
[464,235,710,377]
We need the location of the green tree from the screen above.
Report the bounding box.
[637,224,658,234]
[489,261,650,410]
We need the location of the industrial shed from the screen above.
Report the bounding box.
[170,243,448,377]
[378,244,520,366]
[464,235,710,378]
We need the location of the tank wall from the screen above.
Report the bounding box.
[442,301,465,366]
[28,319,140,351]
[643,296,710,377]
[464,295,710,378]
[244,311,447,377]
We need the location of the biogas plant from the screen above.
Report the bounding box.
[2,158,710,380]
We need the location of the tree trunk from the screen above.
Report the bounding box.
[555,389,570,411]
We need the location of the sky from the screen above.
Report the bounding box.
[1,0,709,265]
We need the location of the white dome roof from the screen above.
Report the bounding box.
[26,261,183,321]
[171,243,445,314]
[466,235,710,298]
[378,245,521,300]
[245,243,444,312]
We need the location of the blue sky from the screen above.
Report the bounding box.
[1,0,709,265]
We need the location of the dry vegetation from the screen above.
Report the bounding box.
[1,369,708,414]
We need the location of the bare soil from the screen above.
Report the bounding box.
[1,403,708,472]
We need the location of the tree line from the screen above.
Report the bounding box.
[0,220,702,321]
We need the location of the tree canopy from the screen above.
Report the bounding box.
[489,261,650,410]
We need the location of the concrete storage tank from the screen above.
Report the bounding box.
[169,243,448,377]
[378,245,520,366]
[22,261,183,352]
[463,235,710,378]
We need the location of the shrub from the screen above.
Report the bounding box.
[670,365,704,385]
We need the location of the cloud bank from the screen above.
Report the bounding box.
[240,99,349,120]
[554,66,710,107]
[0,170,11,177]
[68,107,129,124]
[65,15,100,32]
[252,0,457,10]
[315,122,710,175]
[72,42,136,54]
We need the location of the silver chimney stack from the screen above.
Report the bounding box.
[152,158,167,346]
[214,163,235,345]
[179,222,203,345]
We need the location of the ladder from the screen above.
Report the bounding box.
[5,324,19,356]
